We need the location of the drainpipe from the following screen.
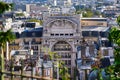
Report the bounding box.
[6,42,9,60]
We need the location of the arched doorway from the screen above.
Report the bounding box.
[52,41,73,75]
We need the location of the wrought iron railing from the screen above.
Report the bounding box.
[0,57,53,80]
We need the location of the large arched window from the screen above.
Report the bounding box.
[53,41,72,51]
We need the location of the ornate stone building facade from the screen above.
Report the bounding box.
[42,15,82,79]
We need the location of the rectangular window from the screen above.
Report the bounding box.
[47,69,50,76]
[68,68,71,74]
[55,34,59,36]
[68,60,71,65]
[34,46,38,50]
[44,69,50,76]
[70,34,73,36]
[38,67,42,76]
[68,54,71,58]
[65,60,67,65]
[65,34,68,36]
[60,34,64,36]
[51,34,54,36]
[24,46,29,49]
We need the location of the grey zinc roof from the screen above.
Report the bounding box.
[36,59,43,67]
[43,61,53,68]
[36,59,53,68]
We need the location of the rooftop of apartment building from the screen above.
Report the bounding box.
[81,18,107,21]
[14,27,43,38]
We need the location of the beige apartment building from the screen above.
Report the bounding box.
[81,18,109,42]
[42,15,82,79]
[9,37,42,59]
[81,18,108,28]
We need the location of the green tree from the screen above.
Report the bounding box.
[27,19,43,25]
[94,11,101,16]
[75,7,101,17]
[109,27,120,79]
[43,47,70,80]
[108,15,120,79]
[82,11,93,17]
[0,29,15,80]
[0,1,13,14]
[0,2,15,80]
[59,62,70,80]
[48,51,70,80]
[117,15,120,27]
[15,13,24,17]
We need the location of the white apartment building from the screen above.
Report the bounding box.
[54,0,72,6]
[3,18,12,31]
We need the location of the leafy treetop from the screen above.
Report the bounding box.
[0,1,13,14]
